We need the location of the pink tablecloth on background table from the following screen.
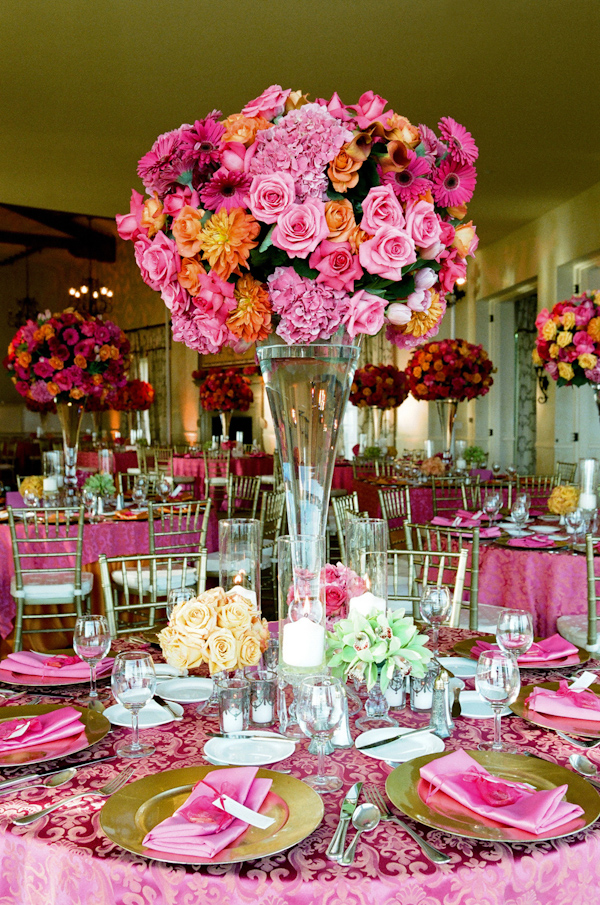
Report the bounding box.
[77,450,138,473]
[354,479,434,523]
[173,454,274,498]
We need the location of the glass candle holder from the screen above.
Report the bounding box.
[579,458,598,511]
[278,535,326,676]
[249,670,276,727]
[384,669,407,711]
[262,636,278,673]
[410,665,438,712]
[345,518,388,617]
[219,518,261,613]
[217,677,250,735]
[98,449,115,475]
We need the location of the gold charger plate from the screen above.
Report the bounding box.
[0,704,110,767]
[100,765,324,864]
[386,749,600,842]
[510,681,600,738]
[453,636,589,670]
[493,535,570,551]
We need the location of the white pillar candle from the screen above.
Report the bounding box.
[221,710,244,734]
[251,701,273,723]
[281,617,325,668]
[43,476,58,492]
[349,591,386,618]
[579,491,597,510]
[412,687,433,710]
[385,683,405,707]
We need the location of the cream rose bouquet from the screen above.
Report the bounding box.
[158,586,269,674]
[547,484,579,516]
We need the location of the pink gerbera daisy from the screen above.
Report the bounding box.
[137,128,189,196]
[181,113,225,170]
[432,159,477,208]
[380,150,432,201]
[199,168,252,212]
[438,117,479,165]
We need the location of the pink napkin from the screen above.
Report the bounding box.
[431,516,481,528]
[419,749,583,834]
[143,767,273,858]
[525,680,600,722]
[479,527,502,539]
[506,535,555,548]
[0,651,113,679]
[0,706,83,752]
[471,634,578,665]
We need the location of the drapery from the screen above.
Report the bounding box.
[514,293,538,474]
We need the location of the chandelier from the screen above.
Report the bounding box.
[8,251,40,328]
[68,216,114,316]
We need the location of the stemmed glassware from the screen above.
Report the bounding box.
[496,609,534,658]
[166,587,191,621]
[296,675,344,793]
[81,488,98,522]
[131,477,148,510]
[156,476,171,503]
[73,615,112,711]
[475,650,521,752]
[565,508,586,548]
[419,586,451,656]
[482,490,502,528]
[510,499,529,536]
[111,651,157,758]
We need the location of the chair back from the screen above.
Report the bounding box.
[387,547,468,627]
[148,499,211,555]
[464,475,482,510]
[378,486,412,549]
[332,492,360,560]
[8,505,87,650]
[258,489,286,558]
[351,457,379,480]
[145,446,174,475]
[99,550,207,637]
[555,461,577,484]
[226,474,261,520]
[116,471,163,496]
[431,478,468,516]
[484,480,513,510]
[585,533,599,648]
[516,474,557,509]
[203,450,232,497]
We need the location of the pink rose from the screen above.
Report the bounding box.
[161,281,190,317]
[438,249,466,294]
[272,199,329,259]
[242,85,291,120]
[360,184,405,233]
[574,331,595,354]
[33,359,55,379]
[191,271,236,321]
[342,290,387,337]
[248,173,296,224]
[545,360,559,379]
[419,241,445,261]
[404,199,443,249]
[315,92,353,121]
[575,303,594,327]
[162,186,201,217]
[535,308,552,330]
[438,220,456,246]
[324,583,347,618]
[135,232,181,291]
[116,190,146,242]
[386,303,412,325]
[358,226,416,280]
[308,240,363,291]
[221,142,248,173]
[350,91,389,129]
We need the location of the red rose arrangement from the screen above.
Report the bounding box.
[111,379,155,412]
[405,338,494,401]
[4,309,130,404]
[24,398,56,415]
[192,367,255,413]
[349,363,409,409]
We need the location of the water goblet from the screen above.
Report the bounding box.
[156,477,171,503]
[131,481,147,510]
[496,609,534,658]
[73,615,112,710]
[475,650,521,752]
[81,488,98,522]
[482,490,502,529]
[565,508,586,547]
[111,651,157,758]
[22,490,39,511]
[419,585,451,656]
[296,675,344,793]
[492,462,502,477]
[166,587,191,621]
[510,500,529,536]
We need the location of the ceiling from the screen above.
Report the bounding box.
[1,0,599,254]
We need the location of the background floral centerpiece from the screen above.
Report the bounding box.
[405,338,494,401]
[533,291,600,386]
[548,485,579,516]
[420,455,447,477]
[110,379,155,412]
[349,363,409,409]
[192,367,255,414]
[158,586,269,674]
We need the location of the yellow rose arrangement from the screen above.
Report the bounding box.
[19,475,43,498]
[158,586,269,674]
[547,484,579,516]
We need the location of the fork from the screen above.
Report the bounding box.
[556,730,600,749]
[363,785,450,864]
[12,766,135,825]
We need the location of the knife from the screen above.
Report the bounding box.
[154,695,183,721]
[207,732,292,742]
[326,781,362,861]
[356,727,432,751]
[0,754,118,790]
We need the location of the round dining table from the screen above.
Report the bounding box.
[0,628,598,904]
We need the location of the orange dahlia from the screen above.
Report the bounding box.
[403,292,444,338]
[200,208,260,281]
[227,275,272,343]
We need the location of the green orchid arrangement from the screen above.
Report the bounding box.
[326,609,432,692]
[83,473,116,497]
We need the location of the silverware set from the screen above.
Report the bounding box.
[12,765,135,825]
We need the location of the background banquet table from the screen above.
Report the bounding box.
[0,629,598,905]
[76,450,139,474]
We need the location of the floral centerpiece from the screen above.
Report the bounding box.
[320,562,365,627]
[158,586,269,674]
[110,379,155,412]
[548,485,579,516]
[19,475,43,498]
[464,445,487,468]
[349,363,409,409]
[24,398,56,416]
[192,367,255,413]
[326,608,431,692]
[405,338,494,401]
[421,455,447,477]
[533,291,600,386]
[83,473,116,497]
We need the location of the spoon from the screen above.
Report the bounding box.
[0,768,76,797]
[569,754,600,788]
[340,803,380,865]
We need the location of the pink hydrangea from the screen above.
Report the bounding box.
[267,267,349,344]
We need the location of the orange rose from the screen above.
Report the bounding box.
[222,113,270,146]
[141,193,167,238]
[109,345,120,360]
[98,344,111,361]
[588,318,600,342]
[348,226,371,253]
[452,221,477,258]
[383,114,420,147]
[324,199,357,242]
[17,352,31,368]
[70,387,84,400]
[178,257,206,296]
[172,205,205,257]
[74,355,87,368]
[92,374,104,385]
[447,204,468,220]
[47,382,59,396]
[49,357,64,370]
[328,148,363,193]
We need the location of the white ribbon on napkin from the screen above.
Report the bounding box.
[212,794,275,829]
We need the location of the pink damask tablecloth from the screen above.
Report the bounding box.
[0,628,599,905]
[76,451,139,473]
[173,455,274,498]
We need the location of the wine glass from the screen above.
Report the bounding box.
[73,615,112,710]
[510,499,529,536]
[565,508,586,547]
[475,650,521,752]
[166,587,191,621]
[81,488,98,522]
[482,490,502,528]
[496,609,534,659]
[156,476,171,503]
[419,586,452,656]
[131,479,147,510]
[296,675,344,793]
[111,651,157,758]
[492,462,502,477]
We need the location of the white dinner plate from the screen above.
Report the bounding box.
[154,677,213,703]
[203,733,296,766]
[499,524,533,537]
[459,690,511,719]
[530,525,561,535]
[355,727,445,763]
[154,664,188,678]
[538,514,560,522]
[104,700,184,728]
[435,656,478,678]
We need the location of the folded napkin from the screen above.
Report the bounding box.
[456,509,485,521]
[0,706,83,752]
[431,516,481,528]
[143,767,273,858]
[471,634,578,666]
[419,749,583,834]
[506,535,555,548]
[0,650,113,679]
[112,509,147,521]
[525,680,600,722]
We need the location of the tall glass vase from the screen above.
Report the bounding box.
[371,407,383,448]
[56,400,84,500]
[220,411,232,442]
[436,398,459,461]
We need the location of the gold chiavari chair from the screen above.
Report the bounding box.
[351,457,379,481]
[484,480,514,511]
[148,499,211,555]
[203,449,232,502]
[378,485,412,549]
[226,474,262,520]
[116,471,163,497]
[516,474,557,509]
[332,492,360,561]
[557,533,600,651]
[555,461,577,484]
[431,478,468,517]
[99,550,207,637]
[387,547,468,627]
[8,505,91,651]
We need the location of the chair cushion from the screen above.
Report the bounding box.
[173,475,194,484]
[458,603,504,633]
[11,571,93,601]
[112,568,197,593]
[557,614,600,652]
[207,477,227,486]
